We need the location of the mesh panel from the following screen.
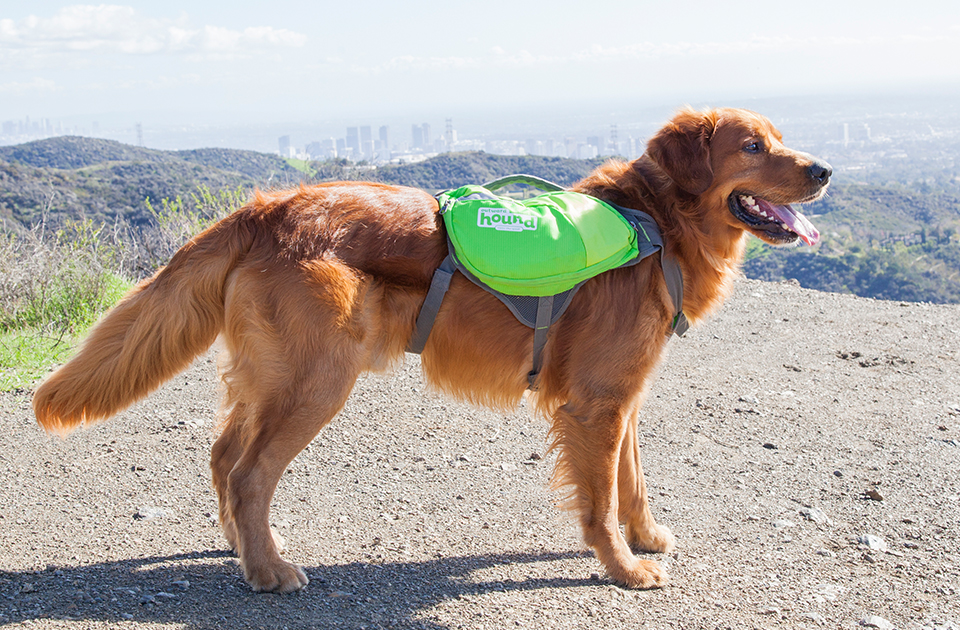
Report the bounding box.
[489,288,578,329]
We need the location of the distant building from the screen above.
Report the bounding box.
[587,135,602,155]
[346,127,360,157]
[578,143,598,159]
[379,125,389,150]
[360,126,372,158]
[411,124,424,149]
[445,118,457,147]
[421,123,431,148]
[279,135,293,157]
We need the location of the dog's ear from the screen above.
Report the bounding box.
[646,108,716,195]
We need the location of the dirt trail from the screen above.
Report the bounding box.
[1,278,958,629]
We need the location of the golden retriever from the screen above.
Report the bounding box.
[34,107,831,592]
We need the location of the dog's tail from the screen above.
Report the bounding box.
[33,209,257,436]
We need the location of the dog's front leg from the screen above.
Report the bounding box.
[618,411,675,554]
[552,399,669,589]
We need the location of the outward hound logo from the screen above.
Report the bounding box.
[477,207,538,232]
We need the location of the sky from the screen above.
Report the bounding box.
[2,1,960,138]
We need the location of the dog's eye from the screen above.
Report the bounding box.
[743,141,762,154]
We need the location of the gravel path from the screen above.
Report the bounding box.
[1,277,958,630]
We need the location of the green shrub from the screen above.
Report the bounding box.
[0,184,245,391]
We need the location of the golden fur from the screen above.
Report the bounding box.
[34,108,830,592]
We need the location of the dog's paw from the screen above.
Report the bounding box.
[626,522,675,555]
[244,559,309,593]
[610,558,669,590]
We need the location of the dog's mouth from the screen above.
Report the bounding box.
[728,193,820,246]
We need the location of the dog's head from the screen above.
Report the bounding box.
[648,107,830,246]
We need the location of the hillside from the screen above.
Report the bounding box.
[744,183,960,304]
[0,137,306,229]
[1,136,959,303]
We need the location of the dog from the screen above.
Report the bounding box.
[34,107,831,593]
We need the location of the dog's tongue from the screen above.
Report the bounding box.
[757,199,820,246]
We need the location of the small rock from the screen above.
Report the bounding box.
[860,615,894,629]
[739,395,759,404]
[817,583,843,601]
[803,612,826,624]
[773,519,796,528]
[590,572,601,580]
[761,607,780,615]
[816,548,836,558]
[500,462,517,472]
[857,534,888,552]
[327,590,352,598]
[120,613,134,620]
[171,580,190,590]
[763,443,778,450]
[134,506,169,520]
[20,583,36,594]
[834,470,844,478]
[800,507,831,524]
[155,591,176,599]
[139,594,155,605]
[528,452,542,461]
[865,488,884,501]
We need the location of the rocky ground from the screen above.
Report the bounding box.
[0,277,958,630]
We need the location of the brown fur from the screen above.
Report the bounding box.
[34,108,830,592]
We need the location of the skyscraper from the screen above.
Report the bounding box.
[360,126,373,158]
[346,127,360,157]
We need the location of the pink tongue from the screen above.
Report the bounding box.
[757,199,820,246]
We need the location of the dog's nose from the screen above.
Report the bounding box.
[808,161,832,185]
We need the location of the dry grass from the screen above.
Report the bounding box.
[0,185,243,390]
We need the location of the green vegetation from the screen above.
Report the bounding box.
[0,136,302,231]
[745,182,960,304]
[368,152,608,191]
[284,158,316,177]
[0,221,133,389]
[0,183,243,391]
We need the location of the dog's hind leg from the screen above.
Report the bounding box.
[552,397,669,589]
[617,410,675,554]
[211,402,248,551]
[226,369,358,593]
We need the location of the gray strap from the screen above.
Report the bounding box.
[660,254,689,336]
[527,295,555,388]
[407,255,456,354]
[482,174,565,193]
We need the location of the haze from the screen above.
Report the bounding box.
[2,1,959,150]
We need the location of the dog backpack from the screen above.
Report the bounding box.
[407,174,688,388]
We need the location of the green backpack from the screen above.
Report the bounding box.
[436,175,641,297]
[408,174,687,388]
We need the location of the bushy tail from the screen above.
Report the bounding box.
[33,211,256,435]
